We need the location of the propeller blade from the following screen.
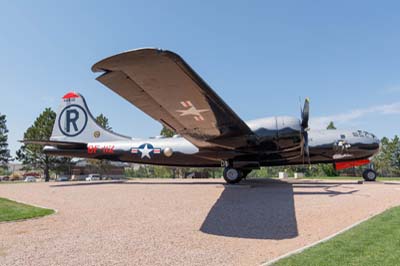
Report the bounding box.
[304,131,310,165]
[301,98,310,129]
[300,97,311,165]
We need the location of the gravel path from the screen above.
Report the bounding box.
[0,178,399,266]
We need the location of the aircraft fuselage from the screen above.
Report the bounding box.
[45,116,380,168]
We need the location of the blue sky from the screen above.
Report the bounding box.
[1,1,399,156]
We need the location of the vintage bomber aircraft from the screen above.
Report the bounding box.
[24,48,380,183]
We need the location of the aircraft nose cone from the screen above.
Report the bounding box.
[369,136,381,155]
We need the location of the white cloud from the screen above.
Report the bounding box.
[311,102,400,129]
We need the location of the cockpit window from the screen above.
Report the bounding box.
[353,130,377,139]
[364,131,376,139]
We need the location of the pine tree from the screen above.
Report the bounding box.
[327,121,337,130]
[0,113,11,168]
[96,114,112,130]
[16,108,64,182]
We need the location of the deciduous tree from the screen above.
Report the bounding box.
[160,126,175,137]
[373,136,400,176]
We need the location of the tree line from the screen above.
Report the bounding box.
[0,109,113,181]
[0,108,399,179]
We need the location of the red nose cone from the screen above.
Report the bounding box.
[62,92,80,99]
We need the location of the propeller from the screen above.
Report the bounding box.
[301,98,310,129]
[300,98,310,165]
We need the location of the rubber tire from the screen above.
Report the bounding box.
[223,167,243,184]
[363,169,377,182]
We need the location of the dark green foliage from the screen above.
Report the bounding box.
[318,164,339,177]
[95,113,112,130]
[0,113,11,168]
[373,136,400,177]
[16,108,69,182]
[326,121,336,130]
[160,126,175,137]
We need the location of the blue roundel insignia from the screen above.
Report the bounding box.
[130,143,161,159]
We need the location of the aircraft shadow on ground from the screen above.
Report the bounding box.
[51,178,361,240]
[200,179,298,240]
[200,179,360,240]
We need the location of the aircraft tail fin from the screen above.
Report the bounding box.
[50,92,130,143]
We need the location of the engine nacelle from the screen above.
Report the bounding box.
[247,116,302,150]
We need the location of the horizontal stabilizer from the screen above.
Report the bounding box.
[20,140,87,149]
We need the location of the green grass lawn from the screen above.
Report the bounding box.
[274,206,400,266]
[0,197,54,222]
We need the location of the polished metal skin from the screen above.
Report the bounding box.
[24,49,380,183]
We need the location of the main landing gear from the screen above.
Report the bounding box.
[363,169,377,182]
[223,167,252,184]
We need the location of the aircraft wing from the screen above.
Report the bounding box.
[92,48,256,149]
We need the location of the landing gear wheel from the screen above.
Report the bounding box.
[223,167,243,184]
[363,169,377,182]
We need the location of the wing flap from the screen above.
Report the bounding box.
[97,70,179,130]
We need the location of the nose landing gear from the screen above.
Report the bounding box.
[223,167,243,184]
[363,169,377,182]
[222,167,253,184]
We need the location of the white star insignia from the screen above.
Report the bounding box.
[139,144,153,159]
[177,106,209,117]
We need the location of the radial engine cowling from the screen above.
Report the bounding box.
[247,116,302,150]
